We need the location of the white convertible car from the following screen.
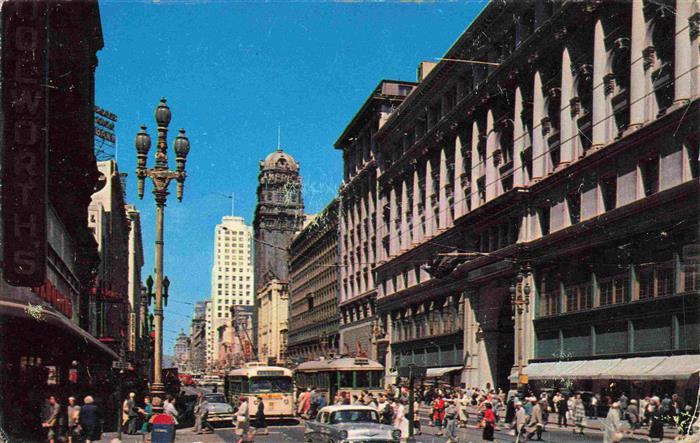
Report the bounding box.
[304,405,401,443]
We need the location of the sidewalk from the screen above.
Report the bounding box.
[417,404,679,440]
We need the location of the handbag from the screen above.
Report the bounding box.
[612,431,624,442]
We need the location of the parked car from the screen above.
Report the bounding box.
[205,392,235,426]
[304,405,401,443]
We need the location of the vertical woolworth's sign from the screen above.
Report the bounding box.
[2,1,49,286]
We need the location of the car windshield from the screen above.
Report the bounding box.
[330,410,379,424]
[205,394,226,403]
[249,377,293,393]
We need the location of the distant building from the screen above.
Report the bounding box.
[256,279,289,365]
[188,301,207,374]
[88,160,132,356]
[207,216,253,366]
[288,199,340,363]
[174,330,190,372]
[253,148,304,351]
[125,204,146,372]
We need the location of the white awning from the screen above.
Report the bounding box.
[509,361,586,381]
[603,356,666,380]
[567,358,621,380]
[425,366,463,378]
[516,356,699,381]
[649,355,700,380]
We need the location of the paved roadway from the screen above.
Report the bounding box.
[101,419,657,442]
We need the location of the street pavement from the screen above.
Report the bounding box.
[100,419,667,442]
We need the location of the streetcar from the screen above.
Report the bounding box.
[224,362,295,419]
[294,357,384,405]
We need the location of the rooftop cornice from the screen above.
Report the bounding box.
[334,79,418,149]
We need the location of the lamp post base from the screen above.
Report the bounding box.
[150,382,165,413]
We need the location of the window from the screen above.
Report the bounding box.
[567,192,581,225]
[598,274,627,306]
[601,175,617,211]
[538,206,550,236]
[683,261,700,293]
[638,262,676,299]
[640,156,659,197]
[565,283,592,312]
[539,283,560,317]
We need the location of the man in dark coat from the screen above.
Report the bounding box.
[557,395,568,427]
[79,396,102,443]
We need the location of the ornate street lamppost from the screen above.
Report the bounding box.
[135,98,191,409]
[509,265,532,389]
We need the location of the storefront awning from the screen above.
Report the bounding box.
[0,300,118,360]
[518,355,699,381]
[648,355,700,380]
[603,356,666,380]
[425,366,463,378]
[510,360,587,381]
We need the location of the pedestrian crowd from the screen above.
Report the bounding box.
[295,383,698,443]
[39,394,102,443]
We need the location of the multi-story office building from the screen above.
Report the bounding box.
[188,301,207,374]
[174,330,190,372]
[371,0,699,394]
[207,216,253,367]
[89,160,132,356]
[288,199,340,362]
[253,148,304,352]
[205,300,213,367]
[125,205,145,367]
[256,280,289,365]
[334,80,417,365]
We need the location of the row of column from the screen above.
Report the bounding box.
[379,0,699,293]
[340,177,377,303]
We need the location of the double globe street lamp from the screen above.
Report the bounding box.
[135,98,191,409]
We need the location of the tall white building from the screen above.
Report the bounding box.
[206,216,254,366]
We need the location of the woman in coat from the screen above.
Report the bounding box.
[648,399,664,442]
[573,395,586,435]
[254,396,267,435]
[602,402,623,443]
[235,397,252,443]
[78,396,101,443]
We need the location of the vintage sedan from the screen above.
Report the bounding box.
[204,392,235,426]
[304,405,401,443]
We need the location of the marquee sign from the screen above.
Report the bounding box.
[2,1,49,287]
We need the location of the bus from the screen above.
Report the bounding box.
[294,357,384,405]
[224,363,295,419]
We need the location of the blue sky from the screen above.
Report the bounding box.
[95,0,486,353]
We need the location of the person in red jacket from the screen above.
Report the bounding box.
[433,394,446,436]
[482,402,496,442]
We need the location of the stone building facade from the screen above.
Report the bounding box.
[253,149,303,350]
[256,279,289,365]
[188,301,207,374]
[334,80,417,365]
[370,0,699,393]
[288,199,340,362]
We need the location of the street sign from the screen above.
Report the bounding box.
[518,374,529,385]
[398,366,427,378]
[112,361,129,370]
